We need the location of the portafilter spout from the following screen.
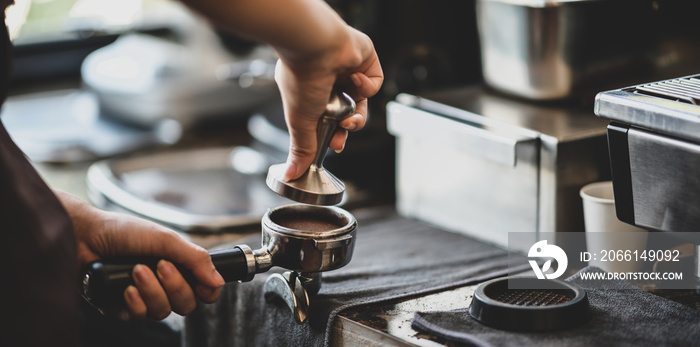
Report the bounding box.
[266,90,356,206]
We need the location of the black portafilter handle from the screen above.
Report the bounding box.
[81,246,254,310]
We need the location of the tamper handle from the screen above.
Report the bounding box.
[312,91,356,169]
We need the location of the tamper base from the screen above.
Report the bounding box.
[266,163,345,205]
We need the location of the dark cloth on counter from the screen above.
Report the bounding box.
[183,208,529,347]
[411,266,700,347]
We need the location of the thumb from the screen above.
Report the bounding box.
[284,127,318,181]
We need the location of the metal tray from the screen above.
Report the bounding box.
[86,146,291,233]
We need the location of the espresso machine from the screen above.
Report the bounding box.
[594,73,700,293]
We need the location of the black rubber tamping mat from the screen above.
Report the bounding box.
[468,277,590,332]
[412,267,700,347]
[183,207,529,347]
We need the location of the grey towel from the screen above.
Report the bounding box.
[411,267,700,347]
[183,207,529,347]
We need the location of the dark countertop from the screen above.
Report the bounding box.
[333,267,700,347]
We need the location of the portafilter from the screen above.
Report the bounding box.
[81,204,356,323]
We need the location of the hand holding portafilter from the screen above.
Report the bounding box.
[266,90,356,205]
[81,204,357,322]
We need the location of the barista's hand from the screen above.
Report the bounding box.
[54,190,224,321]
[274,25,383,181]
[178,0,382,180]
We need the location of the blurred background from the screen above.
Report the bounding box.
[5,0,700,238]
[1,0,484,219]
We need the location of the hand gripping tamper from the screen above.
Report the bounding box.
[265,90,356,205]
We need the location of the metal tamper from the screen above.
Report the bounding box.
[266,90,356,205]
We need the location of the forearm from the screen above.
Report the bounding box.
[180,0,352,64]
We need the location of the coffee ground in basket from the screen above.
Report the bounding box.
[273,216,343,232]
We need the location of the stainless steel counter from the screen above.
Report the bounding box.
[333,283,480,347]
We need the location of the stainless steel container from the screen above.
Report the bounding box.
[387,86,610,253]
[476,0,700,100]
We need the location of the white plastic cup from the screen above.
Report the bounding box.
[580,181,648,272]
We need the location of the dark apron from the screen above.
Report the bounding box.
[0,17,80,347]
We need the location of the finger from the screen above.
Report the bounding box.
[282,106,322,181]
[283,129,317,181]
[124,285,147,321]
[339,113,367,132]
[354,99,369,126]
[195,284,222,304]
[144,236,223,305]
[349,66,383,99]
[157,260,197,316]
[329,130,349,153]
[137,228,225,290]
[132,264,172,320]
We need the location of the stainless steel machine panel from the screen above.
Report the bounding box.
[627,128,700,237]
[595,73,700,239]
[595,73,700,293]
[387,86,610,253]
[388,98,540,251]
